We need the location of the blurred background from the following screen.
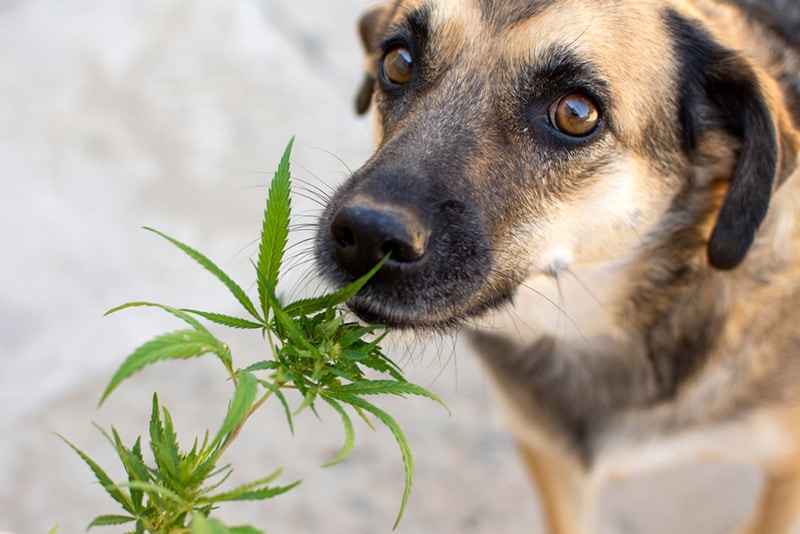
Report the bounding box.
[0,1,761,532]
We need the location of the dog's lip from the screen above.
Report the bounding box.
[346,287,513,332]
[347,297,465,332]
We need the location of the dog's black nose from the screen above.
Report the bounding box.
[329,201,429,277]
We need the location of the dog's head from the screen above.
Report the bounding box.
[315,0,798,332]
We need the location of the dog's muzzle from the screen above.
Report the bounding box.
[315,170,497,331]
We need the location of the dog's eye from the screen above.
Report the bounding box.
[549,93,600,137]
[382,45,414,85]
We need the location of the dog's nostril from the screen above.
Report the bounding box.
[329,202,429,277]
[332,225,355,249]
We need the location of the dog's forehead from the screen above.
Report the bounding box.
[387,0,681,139]
[389,0,675,65]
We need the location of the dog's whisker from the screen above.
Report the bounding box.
[282,252,318,278]
[291,208,324,222]
[290,189,329,208]
[426,332,460,388]
[515,278,587,342]
[292,161,345,194]
[288,226,322,238]
[292,174,337,200]
[563,267,610,317]
[305,145,357,177]
[237,180,270,191]
[283,258,319,282]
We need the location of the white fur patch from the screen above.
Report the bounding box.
[476,157,671,347]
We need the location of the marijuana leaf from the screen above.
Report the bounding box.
[257,137,293,320]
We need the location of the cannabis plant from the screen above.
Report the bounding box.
[62,138,447,534]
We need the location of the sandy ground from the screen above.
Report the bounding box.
[0,1,765,532]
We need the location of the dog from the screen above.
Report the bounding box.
[314,0,800,531]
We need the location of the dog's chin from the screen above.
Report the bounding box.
[347,291,510,334]
[349,301,463,333]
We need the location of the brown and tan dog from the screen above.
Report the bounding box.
[315,0,800,531]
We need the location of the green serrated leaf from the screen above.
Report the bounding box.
[293,390,318,417]
[231,482,301,502]
[356,345,405,382]
[319,395,355,467]
[205,480,301,503]
[143,227,263,324]
[283,255,388,318]
[257,138,294,320]
[148,395,182,487]
[213,371,258,448]
[101,426,150,516]
[58,435,135,515]
[101,329,228,404]
[127,436,147,513]
[182,309,265,330]
[326,392,414,530]
[200,469,300,504]
[243,360,279,372]
[105,301,208,333]
[197,466,234,498]
[87,514,137,529]
[329,380,449,414]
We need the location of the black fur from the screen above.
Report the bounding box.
[666,9,780,270]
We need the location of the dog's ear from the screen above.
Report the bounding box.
[669,11,798,270]
[694,56,796,271]
[355,4,395,115]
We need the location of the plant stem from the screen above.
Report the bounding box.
[216,388,276,458]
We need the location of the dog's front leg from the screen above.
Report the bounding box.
[740,471,800,534]
[738,409,800,534]
[741,457,800,533]
[517,440,593,534]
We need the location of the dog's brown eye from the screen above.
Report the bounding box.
[382,45,414,85]
[549,93,600,137]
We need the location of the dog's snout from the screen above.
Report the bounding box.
[329,201,429,277]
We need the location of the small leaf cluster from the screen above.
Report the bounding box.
[64,138,447,534]
[62,392,297,534]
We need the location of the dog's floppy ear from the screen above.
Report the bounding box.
[668,11,798,270]
[355,3,395,115]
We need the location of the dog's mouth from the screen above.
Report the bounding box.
[344,289,511,332]
[321,269,506,332]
